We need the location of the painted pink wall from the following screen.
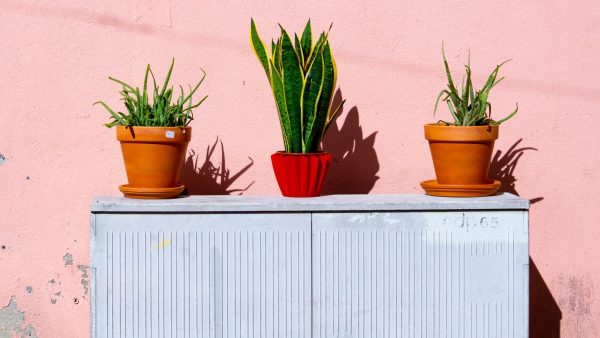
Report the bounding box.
[1,0,599,336]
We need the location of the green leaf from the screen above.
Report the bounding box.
[294,33,304,65]
[269,60,292,151]
[305,32,327,71]
[250,19,271,81]
[313,43,337,150]
[94,101,126,126]
[300,20,312,63]
[446,100,460,125]
[433,90,448,116]
[280,28,304,152]
[301,47,325,152]
[323,98,345,136]
[493,103,518,124]
[160,58,175,97]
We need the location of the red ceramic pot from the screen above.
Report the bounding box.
[271,151,332,197]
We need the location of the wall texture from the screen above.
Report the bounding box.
[0,0,598,337]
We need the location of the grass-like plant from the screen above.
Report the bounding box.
[434,48,518,126]
[95,59,207,128]
[250,19,345,153]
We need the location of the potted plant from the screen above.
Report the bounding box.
[95,59,207,199]
[421,49,518,197]
[250,19,345,197]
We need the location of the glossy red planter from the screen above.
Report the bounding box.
[271,151,332,197]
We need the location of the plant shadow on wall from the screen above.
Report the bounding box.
[180,137,254,195]
[488,140,560,337]
[530,257,561,338]
[488,138,543,204]
[321,90,379,194]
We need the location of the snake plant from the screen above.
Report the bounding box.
[250,19,345,153]
[95,59,207,128]
[434,48,518,126]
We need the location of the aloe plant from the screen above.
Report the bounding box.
[250,19,345,153]
[95,59,207,128]
[434,48,518,126]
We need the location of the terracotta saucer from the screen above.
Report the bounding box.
[420,179,501,197]
[119,184,185,199]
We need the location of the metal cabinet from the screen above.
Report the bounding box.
[91,194,529,338]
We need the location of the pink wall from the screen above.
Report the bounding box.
[1,0,599,336]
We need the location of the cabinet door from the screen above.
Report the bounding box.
[312,211,529,338]
[92,213,311,338]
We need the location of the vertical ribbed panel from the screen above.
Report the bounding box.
[92,210,528,338]
[312,211,529,338]
[92,213,311,338]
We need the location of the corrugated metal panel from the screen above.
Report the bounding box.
[92,213,312,338]
[91,198,528,338]
[312,211,528,338]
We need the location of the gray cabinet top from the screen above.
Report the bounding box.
[91,193,529,213]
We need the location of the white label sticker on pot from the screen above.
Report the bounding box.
[165,131,175,139]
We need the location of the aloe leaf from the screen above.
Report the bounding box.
[489,76,505,90]
[158,58,175,98]
[179,68,207,107]
[493,103,518,124]
[108,77,136,92]
[446,100,460,125]
[250,19,271,81]
[300,19,312,62]
[301,47,325,152]
[280,28,304,152]
[94,101,127,126]
[442,46,460,102]
[433,90,448,116]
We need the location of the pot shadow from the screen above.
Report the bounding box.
[530,257,562,337]
[488,138,544,204]
[321,89,379,194]
[180,137,254,195]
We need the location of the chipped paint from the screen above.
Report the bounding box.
[25,287,32,294]
[62,252,73,266]
[77,265,89,297]
[557,274,596,336]
[46,277,62,305]
[0,154,6,166]
[0,296,38,338]
[50,291,61,305]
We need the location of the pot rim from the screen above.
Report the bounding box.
[116,125,191,130]
[424,123,498,142]
[273,151,331,156]
[117,125,192,142]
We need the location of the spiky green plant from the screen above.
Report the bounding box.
[95,59,207,128]
[434,48,518,126]
[250,19,345,153]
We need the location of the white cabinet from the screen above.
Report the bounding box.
[91,194,529,338]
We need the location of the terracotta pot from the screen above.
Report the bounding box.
[117,126,191,189]
[424,124,498,185]
[271,151,332,197]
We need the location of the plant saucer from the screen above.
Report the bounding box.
[420,179,501,197]
[119,184,185,199]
